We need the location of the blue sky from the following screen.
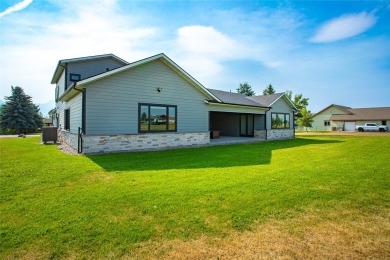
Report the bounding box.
[1,0,389,114]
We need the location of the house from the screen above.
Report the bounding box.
[43,118,53,126]
[51,53,296,154]
[310,104,390,131]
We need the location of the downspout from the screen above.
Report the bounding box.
[265,107,271,140]
[293,109,297,138]
[73,82,86,153]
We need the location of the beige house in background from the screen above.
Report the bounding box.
[310,104,390,131]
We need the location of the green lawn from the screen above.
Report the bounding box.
[1,136,389,258]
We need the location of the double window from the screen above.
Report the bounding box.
[324,120,330,126]
[271,113,290,129]
[139,104,177,132]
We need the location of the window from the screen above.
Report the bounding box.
[64,109,70,130]
[55,85,59,101]
[70,73,81,82]
[324,120,330,126]
[139,104,177,132]
[271,113,290,129]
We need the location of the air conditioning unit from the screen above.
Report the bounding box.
[42,127,58,144]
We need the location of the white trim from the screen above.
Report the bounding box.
[59,54,128,65]
[269,94,297,110]
[51,54,129,84]
[62,53,221,102]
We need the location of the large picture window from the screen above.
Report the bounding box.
[139,104,177,132]
[271,113,290,129]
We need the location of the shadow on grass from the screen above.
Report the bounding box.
[86,138,342,172]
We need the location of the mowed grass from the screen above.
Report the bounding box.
[0,135,389,259]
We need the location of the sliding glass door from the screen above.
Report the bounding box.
[240,114,254,137]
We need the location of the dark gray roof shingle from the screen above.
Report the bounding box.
[207,88,268,107]
[247,93,285,107]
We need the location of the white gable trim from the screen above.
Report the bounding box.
[60,53,221,102]
[51,54,129,84]
[269,94,297,110]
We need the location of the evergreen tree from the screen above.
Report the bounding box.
[237,82,255,96]
[0,86,43,134]
[263,84,275,95]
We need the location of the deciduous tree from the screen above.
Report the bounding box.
[297,107,314,131]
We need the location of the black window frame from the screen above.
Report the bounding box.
[138,103,177,133]
[271,112,290,129]
[324,120,330,126]
[70,73,81,82]
[64,108,70,131]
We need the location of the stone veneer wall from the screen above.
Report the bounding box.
[267,129,294,140]
[82,132,210,154]
[58,130,79,150]
[254,130,266,140]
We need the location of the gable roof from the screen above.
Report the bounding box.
[58,53,221,102]
[330,107,390,121]
[51,53,129,84]
[248,93,297,110]
[312,104,353,117]
[207,89,267,108]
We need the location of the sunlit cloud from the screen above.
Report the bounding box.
[0,0,33,18]
[310,12,377,43]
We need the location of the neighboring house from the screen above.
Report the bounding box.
[43,118,53,126]
[310,104,390,131]
[51,53,296,154]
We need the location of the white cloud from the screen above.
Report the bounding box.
[177,26,241,58]
[310,12,377,43]
[0,0,161,103]
[0,0,33,18]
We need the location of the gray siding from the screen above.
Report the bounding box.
[66,57,125,89]
[266,97,294,129]
[254,114,266,130]
[68,93,83,134]
[55,93,82,134]
[56,101,65,129]
[85,60,211,135]
[57,71,66,98]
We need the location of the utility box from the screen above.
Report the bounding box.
[42,127,58,144]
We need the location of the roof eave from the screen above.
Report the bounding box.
[72,53,221,102]
[205,100,269,110]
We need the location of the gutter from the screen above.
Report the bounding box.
[73,82,86,135]
[204,99,269,110]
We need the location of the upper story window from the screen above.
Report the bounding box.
[271,113,290,129]
[139,103,177,132]
[324,120,330,126]
[70,73,81,82]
